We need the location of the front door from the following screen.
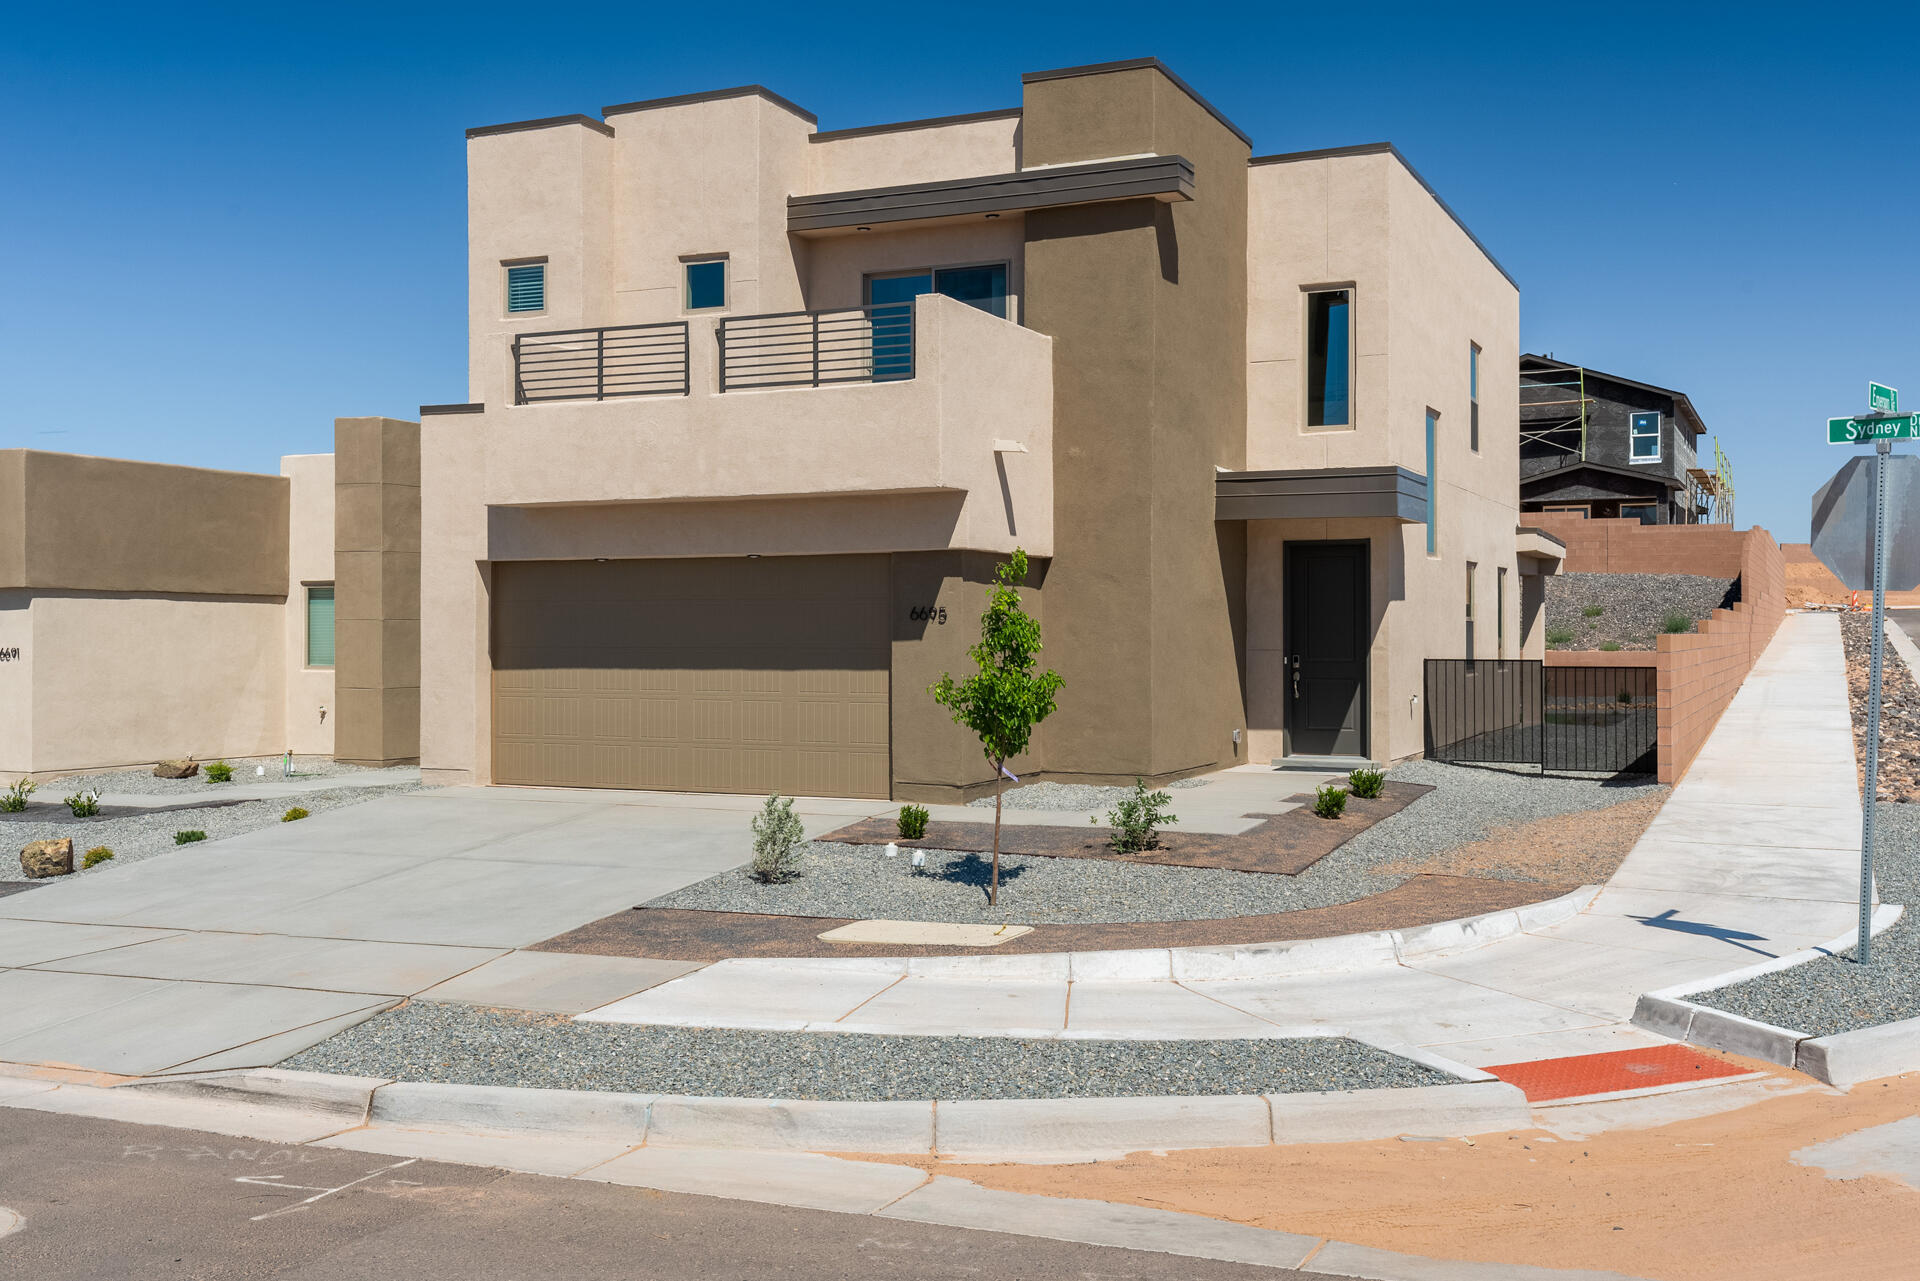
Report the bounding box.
[1284,541,1370,757]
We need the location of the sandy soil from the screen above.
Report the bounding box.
[884,1066,1920,1281]
[1784,544,1920,610]
[1378,791,1665,886]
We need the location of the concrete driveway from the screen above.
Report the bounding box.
[0,787,881,1076]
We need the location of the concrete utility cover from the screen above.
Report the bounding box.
[816,920,1034,947]
[1811,454,1920,592]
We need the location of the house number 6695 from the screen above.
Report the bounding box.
[908,606,947,624]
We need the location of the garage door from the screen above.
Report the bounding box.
[491,556,891,797]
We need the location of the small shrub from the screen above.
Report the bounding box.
[1617,688,1636,704]
[64,789,101,818]
[1598,640,1622,652]
[1662,612,1694,634]
[1313,784,1350,819]
[204,760,235,784]
[0,779,35,813]
[281,806,310,823]
[748,793,805,883]
[83,846,114,868]
[1582,605,1605,618]
[1347,767,1386,800]
[1546,626,1576,647]
[174,829,207,845]
[897,804,930,840]
[1105,779,1178,854]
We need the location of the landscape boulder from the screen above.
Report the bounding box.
[153,759,199,779]
[21,837,74,879]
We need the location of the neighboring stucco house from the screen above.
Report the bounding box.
[1518,355,1730,525]
[420,57,1557,801]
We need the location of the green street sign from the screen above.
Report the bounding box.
[1830,414,1920,443]
[1870,382,1899,413]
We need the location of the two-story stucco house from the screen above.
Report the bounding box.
[419,58,1556,801]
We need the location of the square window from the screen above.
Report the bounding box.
[505,263,545,314]
[306,586,335,668]
[1630,411,1661,461]
[685,259,727,311]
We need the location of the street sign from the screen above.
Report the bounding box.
[1829,414,1920,444]
[1811,454,1920,591]
[1870,381,1899,413]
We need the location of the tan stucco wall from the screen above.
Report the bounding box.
[0,453,23,587]
[802,218,1026,317]
[0,588,30,776]
[334,418,420,766]
[805,115,1021,194]
[282,453,335,756]
[0,450,288,596]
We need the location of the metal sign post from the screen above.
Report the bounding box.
[1858,438,1889,963]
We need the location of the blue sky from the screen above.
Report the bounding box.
[3,2,1915,540]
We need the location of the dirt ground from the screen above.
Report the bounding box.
[1379,790,1666,886]
[1843,612,1920,802]
[1784,544,1920,609]
[886,1066,1920,1281]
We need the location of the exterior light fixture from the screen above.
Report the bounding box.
[855,225,871,232]
[985,213,1000,220]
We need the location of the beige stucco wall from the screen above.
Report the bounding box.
[0,588,30,777]
[282,453,335,755]
[801,218,1026,317]
[805,115,1021,194]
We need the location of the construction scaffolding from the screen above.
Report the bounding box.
[1519,359,1591,461]
[1686,439,1736,526]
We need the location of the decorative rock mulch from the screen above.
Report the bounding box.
[820,782,1435,878]
[1546,571,1736,650]
[1843,613,1920,803]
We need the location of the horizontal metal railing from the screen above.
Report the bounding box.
[513,321,689,404]
[718,302,914,392]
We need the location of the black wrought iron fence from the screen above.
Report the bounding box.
[1425,658,1657,774]
[513,321,690,403]
[717,302,915,391]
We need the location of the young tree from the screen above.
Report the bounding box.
[929,548,1063,906]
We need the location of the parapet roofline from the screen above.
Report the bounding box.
[466,113,614,140]
[602,84,816,124]
[1022,57,1252,148]
[810,107,1022,143]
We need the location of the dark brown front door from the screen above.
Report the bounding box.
[1283,541,1369,757]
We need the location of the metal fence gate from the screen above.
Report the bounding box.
[1423,659,1657,775]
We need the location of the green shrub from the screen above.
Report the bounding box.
[748,793,805,883]
[1313,784,1350,819]
[1546,626,1576,647]
[204,760,235,784]
[1662,612,1694,634]
[897,804,930,840]
[1598,640,1622,652]
[1347,767,1386,800]
[1582,605,1604,618]
[1617,688,1636,704]
[83,846,114,868]
[174,830,207,845]
[0,779,35,813]
[1104,779,1178,854]
[281,807,310,823]
[64,789,101,818]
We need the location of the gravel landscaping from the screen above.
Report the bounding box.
[648,760,1666,925]
[1842,612,1920,803]
[965,776,1210,811]
[2,759,418,882]
[281,1002,1447,1098]
[1547,571,1735,650]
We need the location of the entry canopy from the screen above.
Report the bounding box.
[1811,454,1920,592]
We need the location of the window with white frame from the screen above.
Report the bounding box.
[1630,411,1661,462]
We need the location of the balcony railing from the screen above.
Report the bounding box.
[718,302,914,392]
[513,321,689,404]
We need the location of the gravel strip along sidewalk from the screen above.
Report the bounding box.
[647,760,1666,925]
[1547,571,1735,650]
[965,776,1210,811]
[1691,802,1920,1037]
[45,754,407,798]
[281,1003,1447,1098]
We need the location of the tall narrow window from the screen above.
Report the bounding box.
[1469,343,1481,453]
[505,263,545,314]
[684,258,727,311]
[1306,289,1351,427]
[306,585,336,668]
[1630,411,1661,462]
[1425,409,1439,556]
[1496,567,1508,657]
[1465,562,1477,659]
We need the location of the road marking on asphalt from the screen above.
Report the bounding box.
[238,1158,421,1221]
[0,1207,21,1239]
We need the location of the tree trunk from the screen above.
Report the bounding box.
[990,768,1004,907]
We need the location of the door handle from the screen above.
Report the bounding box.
[1290,655,1301,699]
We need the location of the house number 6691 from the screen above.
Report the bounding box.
[908,606,947,624]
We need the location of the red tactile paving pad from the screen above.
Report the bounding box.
[1484,1044,1754,1102]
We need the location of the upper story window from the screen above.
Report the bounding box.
[1425,408,1440,556]
[1306,289,1351,428]
[505,262,546,314]
[1469,343,1481,452]
[684,258,727,311]
[1630,411,1661,462]
[865,264,1009,319]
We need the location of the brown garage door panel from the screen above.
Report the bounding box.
[491,557,891,798]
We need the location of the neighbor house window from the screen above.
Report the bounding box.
[1620,502,1659,525]
[306,586,335,668]
[1543,503,1589,517]
[1306,289,1352,427]
[1497,567,1508,657]
[505,262,545,314]
[684,258,727,311]
[1630,411,1661,462]
[1425,409,1439,555]
[1469,343,1481,453]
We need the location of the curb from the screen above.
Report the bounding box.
[1630,903,1911,1085]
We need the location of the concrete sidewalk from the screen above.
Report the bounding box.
[586,613,1869,1069]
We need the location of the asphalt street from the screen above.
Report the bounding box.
[1894,607,1920,645]
[0,1107,1336,1281]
